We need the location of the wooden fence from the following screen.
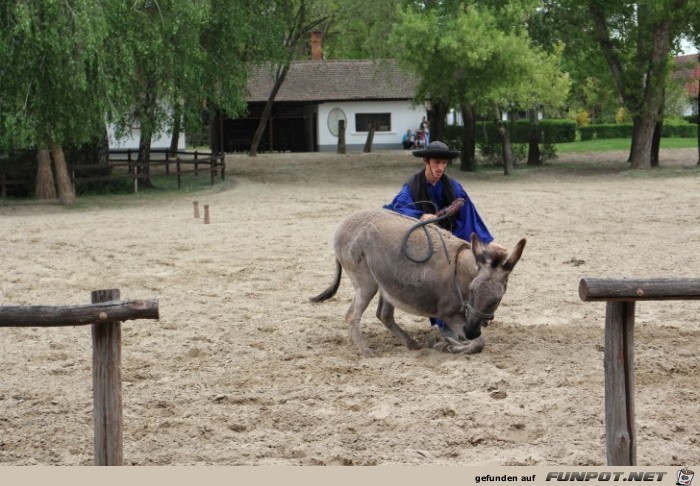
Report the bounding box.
[579,277,700,466]
[0,289,159,465]
[72,149,226,193]
[0,149,225,197]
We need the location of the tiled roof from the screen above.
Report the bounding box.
[673,54,699,97]
[245,59,418,102]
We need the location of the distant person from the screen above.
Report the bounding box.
[402,129,415,149]
[419,116,430,145]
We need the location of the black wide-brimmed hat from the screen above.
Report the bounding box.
[412,141,461,160]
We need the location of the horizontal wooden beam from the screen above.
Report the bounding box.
[579,278,700,302]
[0,299,159,327]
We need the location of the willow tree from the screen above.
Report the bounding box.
[0,1,123,205]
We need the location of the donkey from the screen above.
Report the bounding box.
[310,209,526,357]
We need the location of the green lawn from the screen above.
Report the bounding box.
[556,137,698,153]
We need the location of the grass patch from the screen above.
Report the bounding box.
[556,138,698,153]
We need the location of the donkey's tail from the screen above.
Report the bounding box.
[310,260,342,303]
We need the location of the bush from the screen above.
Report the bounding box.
[577,121,697,140]
[478,140,527,165]
[661,121,697,137]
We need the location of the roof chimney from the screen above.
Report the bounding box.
[311,31,323,61]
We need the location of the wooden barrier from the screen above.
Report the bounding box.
[579,277,700,466]
[70,149,226,193]
[0,289,159,465]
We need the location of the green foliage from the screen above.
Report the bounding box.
[0,1,122,150]
[661,122,699,137]
[445,119,576,144]
[579,122,697,140]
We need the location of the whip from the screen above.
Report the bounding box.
[400,198,465,264]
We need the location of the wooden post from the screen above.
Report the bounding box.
[204,204,211,224]
[363,122,375,153]
[165,151,170,176]
[194,150,199,176]
[193,201,200,218]
[210,156,216,185]
[338,120,346,154]
[91,289,123,466]
[1,172,6,198]
[177,160,182,189]
[604,301,636,466]
[219,154,226,181]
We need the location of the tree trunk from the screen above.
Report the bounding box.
[696,58,699,165]
[169,101,182,156]
[650,120,662,167]
[363,123,375,152]
[628,117,639,163]
[137,126,154,188]
[493,105,513,176]
[527,107,542,166]
[629,118,655,169]
[49,140,75,206]
[250,63,290,157]
[430,100,449,143]
[459,104,477,172]
[34,147,56,199]
[136,83,156,188]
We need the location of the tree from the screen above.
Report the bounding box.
[390,2,570,174]
[553,0,694,169]
[248,0,329,157]
[0,1,125,205]
[322,0,397,59]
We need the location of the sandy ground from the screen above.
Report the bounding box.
[0,148,698,466]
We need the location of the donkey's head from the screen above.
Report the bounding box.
[461,234,526,340]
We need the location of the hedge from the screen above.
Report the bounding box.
[579,121,698,140]
[444,119,577,146]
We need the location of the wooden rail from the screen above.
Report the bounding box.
[71,149,226,193]
[0,289,159,465]
[1,149,225,198]
[579,277,700,466]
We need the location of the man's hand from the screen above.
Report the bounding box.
[487,241,507,252]
[419,213,437,221]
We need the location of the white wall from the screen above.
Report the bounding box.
[317,101,427,151]
[107,123,184,150]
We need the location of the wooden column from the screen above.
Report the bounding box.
[604,300,636,466]
[91,289,123,466]
[337,120,346,154]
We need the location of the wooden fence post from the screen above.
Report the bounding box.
[177,160,182,189]
[604,301,636,466]
[204,204,210,224]
[338,120,346,154]
[579,277,700,466]
[91,289,123,466]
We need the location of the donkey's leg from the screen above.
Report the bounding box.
[344,277,379,358]
[375,293,422,350]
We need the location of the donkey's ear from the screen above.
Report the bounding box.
[502,238,526,272]
[470,233,487,265]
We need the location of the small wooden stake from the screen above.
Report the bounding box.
[193,201,200,218]
[204,204,210,224]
